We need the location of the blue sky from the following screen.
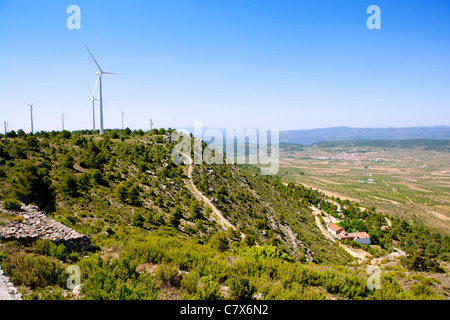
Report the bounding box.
[0,0,449,132]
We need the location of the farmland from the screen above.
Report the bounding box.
[277,140,450,235]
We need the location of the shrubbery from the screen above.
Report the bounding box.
[2,198,22,211]
[3,254,66,289]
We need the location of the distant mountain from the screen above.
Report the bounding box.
[279,126,450,146]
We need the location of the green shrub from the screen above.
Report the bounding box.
[0,251,7,263]
[10,161,56,212]
[33,239,69,261]
[2,199,22,211]
[3,254,66,289]
[227,275,256,300]
[131,211,145,228]
[181,272,200,294]
[196,279,222,300]
[209,231,229,252]
[80,256,158,300]
[155,261,179,284]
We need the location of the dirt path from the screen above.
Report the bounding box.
[310,206,335,242]
[310,205,371,261]
[340,244,371,260]
[180,153,241,235]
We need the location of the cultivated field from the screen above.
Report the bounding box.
[278,142,450,235]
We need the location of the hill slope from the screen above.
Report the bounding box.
[0,129,449,300]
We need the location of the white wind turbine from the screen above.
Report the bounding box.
[85,45,120,135]
[121,111,125,130]
[87,84,99,131]
[61,112,67,131]
[25,102,37,134]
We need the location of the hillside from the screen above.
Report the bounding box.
[0,129,449,300]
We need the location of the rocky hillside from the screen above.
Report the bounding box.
[0,129,448,300]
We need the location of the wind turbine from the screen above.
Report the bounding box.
[121,111,125,130]
[87,84,99,131]
[25,102,37,134]
[150,118,153,131]
[85,45,120,135]
[61,112,66,131]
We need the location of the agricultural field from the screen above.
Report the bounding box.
[277,141,450,235]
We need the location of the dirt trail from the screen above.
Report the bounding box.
[181,153,241,235]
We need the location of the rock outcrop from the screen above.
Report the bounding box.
[0,266,22,300]
[0,204,91,252]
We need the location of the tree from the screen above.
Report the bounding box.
[62,154,74,169]
[131,211,145,228]
[401,249,444,273]
[10,161,56,212]
[241,234,255,247]
[59,174,79,197]
[8,130,17,138]
[189,201,201,220]
[227,275,256,300]
[168,205,183,228]
[61,130,72,139]
[209,231,229,252]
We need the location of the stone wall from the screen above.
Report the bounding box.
[0,204,91,252]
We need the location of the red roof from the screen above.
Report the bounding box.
[327,223,343,233]
[337,233,354,240]
[348,232,370,239]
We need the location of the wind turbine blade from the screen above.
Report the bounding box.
[85,44,103,72]
[102,72,123,75]
[92,74,101,98]
[87,83,93,96]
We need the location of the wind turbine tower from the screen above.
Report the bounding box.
[85,45,120,135]
[150,118,153,132]
[61,113,66,131]
[88,84,99,131]
[25,103,36,134]
[121,111,125,130]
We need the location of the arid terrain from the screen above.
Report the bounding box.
[278,142,450,235]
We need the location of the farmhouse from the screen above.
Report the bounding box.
[348,232,371,245]
[327,223,371,245]
[327,223,344,236]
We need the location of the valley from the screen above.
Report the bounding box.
[278,140,450,235]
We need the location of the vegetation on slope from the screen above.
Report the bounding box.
[0,129,449,300]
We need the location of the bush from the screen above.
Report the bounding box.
[401,249,444,273]
[3,254,66,289]
[79,256,158,300]
[168,205,183,228]
[2,199,22,211]
[209,231,229,252]
[0,251,7,264]
[227,275,256,300]
[155,261,179,284]
[10,161,56,212]
[181,272,199,294]
[59,174,79,197]
[132,211,145,228]
[33,239,69,261]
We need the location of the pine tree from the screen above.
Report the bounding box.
[11,161,55,212]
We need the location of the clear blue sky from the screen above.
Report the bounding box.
[0,0,449,132]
